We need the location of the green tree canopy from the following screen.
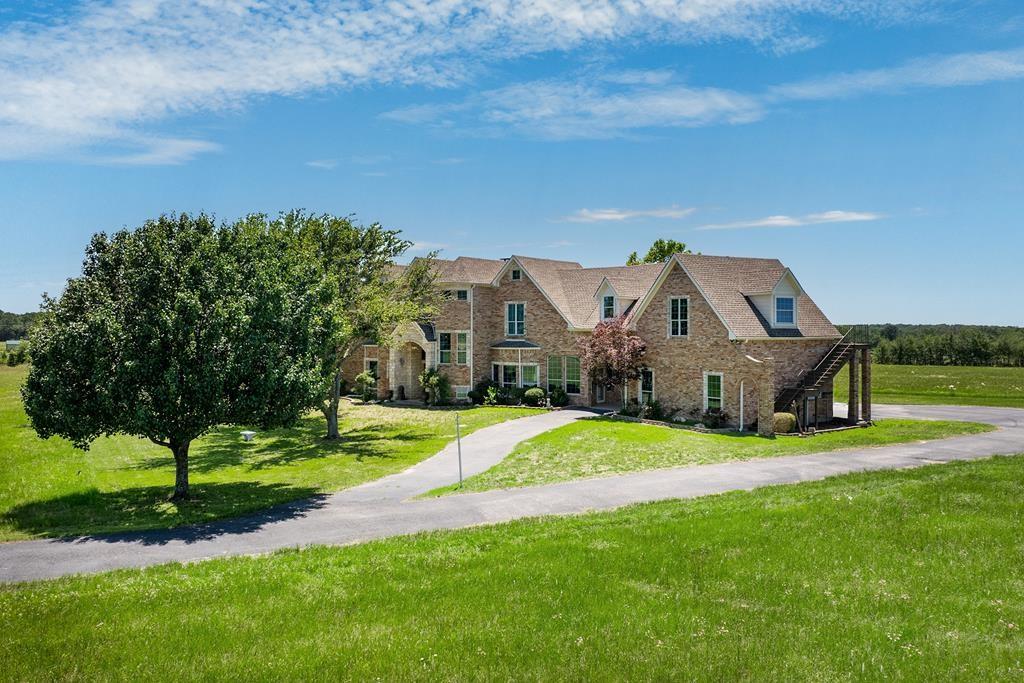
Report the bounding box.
[284,212,439,438]
[626,238,691,265]
[22,213,333,499]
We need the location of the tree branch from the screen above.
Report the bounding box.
[149,436,171,448]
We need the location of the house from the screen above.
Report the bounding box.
[342,253,871,435]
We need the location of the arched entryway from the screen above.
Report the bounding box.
[387,321,435,401]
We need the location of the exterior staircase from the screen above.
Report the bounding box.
[773,339,854,413]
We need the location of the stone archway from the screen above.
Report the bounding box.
[387,321,435,401]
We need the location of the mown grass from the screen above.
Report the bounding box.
[835,363,1024,408]
[3,456,1023,680]
[427,417,993,495]
[0,365,541,541]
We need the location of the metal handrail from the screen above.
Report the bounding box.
[808,326,855,377]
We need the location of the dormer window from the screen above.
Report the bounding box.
[511,268,522,281]
[775,297,795,326]
[602,295,615,320]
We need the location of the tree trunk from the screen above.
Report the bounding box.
[171,440,191,501]
[324,370,342,440]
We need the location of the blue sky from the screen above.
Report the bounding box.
[1,1,1022,324]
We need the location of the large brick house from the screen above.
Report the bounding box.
[342,253,871,435]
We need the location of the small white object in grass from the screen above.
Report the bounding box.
[240,430,257,442]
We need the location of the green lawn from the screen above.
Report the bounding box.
[3,456,1023,680]
[0,365,541,541]
[836,363,1024,408]
[427,417,993,495]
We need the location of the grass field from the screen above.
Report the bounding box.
[2,456,1023,680]
[427,417,993,495]
[0,365,541,541]
[835,363,1024,408]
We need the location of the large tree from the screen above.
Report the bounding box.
[627,238,691,265]
[22,213,332,500]
[285,212,439,439]
[578,317,647,409]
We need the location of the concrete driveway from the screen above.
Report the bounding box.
[1,403,1021,583]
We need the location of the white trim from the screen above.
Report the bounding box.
[772,295,797,328]
[437,330,471,365]
[666,295,690,338]
[628,256,736,339]
[453,385,471,402]
[490,256,578,331]
[703,371,724,411]
[491,361,540,389]
[504,301,526,337]
[592,276,620,300]
[601,293,617,321]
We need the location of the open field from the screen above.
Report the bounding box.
[428,417,992,495]
[835,363,1024,408]
[3,456,1023,680]
[0,366,540,541]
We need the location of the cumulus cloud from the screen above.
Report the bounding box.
[0,0,937,163]
[696,210,882,230]
[560,206,696,223]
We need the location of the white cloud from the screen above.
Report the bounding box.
[384,46,1024,140]
[432,157,467,165]
[560,206,696,223]
[409,241,448,254]
[305,159,338,170]
[696,210,882,230]
[0,0,935,163]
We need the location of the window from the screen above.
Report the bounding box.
[640,368,654,404]
[502,364,518,388]
[454,386,470,401]
[602,295,615,320]
[521,365,539,387]
[775,297,795,325]
[365,359,379,378]
[438,333,452,364]
[704,372,723,411]
[456,332,468,365]
[547,355,563,393]
[511,268,522,281]
[595,384,605,403]
[506,302,525,336]
[456,289,469,301]
[565,356,581,395]
[669,297,688,337]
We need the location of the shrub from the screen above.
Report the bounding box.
[773,412,798,434]
[700,408,731,429]
[484,386,500,406]
[418,368,451,406]
[548,386,569,407]
[619,400,643,418]
[523,387,546,407]
[467,390,483,405]
[354,371,376,402]
[643,399,668,421]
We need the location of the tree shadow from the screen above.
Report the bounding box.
[1,481,328,545]
[126,415,432,474]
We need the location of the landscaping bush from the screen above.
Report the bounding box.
[484,386,500,406]
[548,386,569,407]
[523,387,546,407]
[773,412,798,434]
[643,400,668,421]
[467,390,483,405]
[354,371,376,402]
[418,368,451,406]
[619,400,643,418]
[700,408,731,429]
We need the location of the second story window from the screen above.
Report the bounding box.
[602,295,615,320]
[775,297,795,325]
[669,297,688,337]
[511,268,522,281]
[456,289,469,301]
[438,333,452,364]
[506,302,525,336]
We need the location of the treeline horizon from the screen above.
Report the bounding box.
[837,323,1024,368]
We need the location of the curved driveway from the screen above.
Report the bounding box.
[1,403,1022,583]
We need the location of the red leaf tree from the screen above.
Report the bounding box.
[578,316,647,408]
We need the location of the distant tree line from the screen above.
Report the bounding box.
[837,324,1024,367]
[0,310,40,341]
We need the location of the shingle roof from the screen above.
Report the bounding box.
[673,254,839,339]
[424,256,506,284]
[556,264,663,328]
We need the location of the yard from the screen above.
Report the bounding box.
[428,417,992,495]
[2,456,1022,680]
[835,363,1024,408]
[0,365,541,540]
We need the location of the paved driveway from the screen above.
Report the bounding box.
[1,403,1022,583]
